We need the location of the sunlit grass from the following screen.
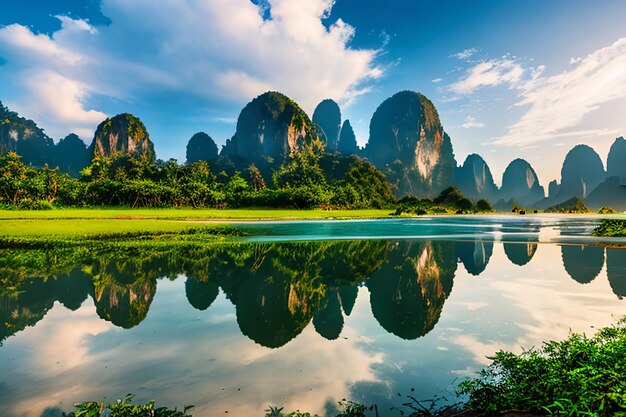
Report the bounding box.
[0,207,391,220]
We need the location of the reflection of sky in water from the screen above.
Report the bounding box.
[1,219,625,417]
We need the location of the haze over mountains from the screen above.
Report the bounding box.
[1,91,625,210]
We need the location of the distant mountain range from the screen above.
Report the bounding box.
[1,92,625,209]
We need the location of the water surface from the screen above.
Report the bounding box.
[1,216,625,417]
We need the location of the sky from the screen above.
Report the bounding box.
[0,0,625,186]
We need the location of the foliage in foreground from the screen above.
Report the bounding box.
[458,317,626,416]
[593,218,626,237]
[67,394,193,417]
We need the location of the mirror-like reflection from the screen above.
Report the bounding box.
[367,241,456,340]
[561,245,605,284]
[456,241,493,275]
[503,241,538,266]
[3,238,625,347]
[607,248,626,299]
[1,221,625,417]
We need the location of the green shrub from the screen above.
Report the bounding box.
[68,394,193,417]
[598,206,618,214]
[459,318,626,416]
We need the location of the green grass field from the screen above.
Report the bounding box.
[0,208,392,238]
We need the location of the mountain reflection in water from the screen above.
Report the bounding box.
[2,239,625,347]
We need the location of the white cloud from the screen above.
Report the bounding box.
[494,37,626,146]
[431,77,442,83]
[449,55,526,94]
[0,0,382,139]
[451,47,478,60]
[462,115,484,129]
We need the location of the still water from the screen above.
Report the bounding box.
[1,215,625,417]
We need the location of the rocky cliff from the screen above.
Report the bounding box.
[499,158,544,206]
[338,119,359,155]
[0,100,54,166]
[186,132,218,163]
[221,91,322,166]
[607,136,626,178]
[312,99,341,153]
[363,91,456,197]
[89,113,155,161]
[455,154,499,201]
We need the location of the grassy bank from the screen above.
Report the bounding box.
[0,208,392,221]
[0,208,391,241]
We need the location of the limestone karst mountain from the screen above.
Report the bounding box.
[585,137,626,210]
[186,131,218,163]
[607,136,626,178]
[53,133,89,177]
[548,145,605,204]
[455,153,499,202]
[338,119,359,155]
[363,91,456,197]
[0,100,54,166]
[313,99,342,153]
[89,113,155,161]
[221,91,322,167]
[499,158,544,207]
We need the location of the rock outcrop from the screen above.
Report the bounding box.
[455,154,499,201]
[186,132,218,163]
[499,159,544,206]
[363,91,456,197]
[313,99,341,153]
[89,113,155,161]
[338,119,359,155]
[607,136,626,178]
[556,145,605,202]
[221,91,322,166]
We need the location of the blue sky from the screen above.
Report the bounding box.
[0,0,625,185]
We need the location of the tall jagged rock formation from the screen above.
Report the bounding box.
[186,132,218,163]
[89,113,155,161]
[221,91,322,166]
[338,119,359,155]
[499,158,544,207]
[312,99,341,153]
[455,154,498,201]
[363,91,456,197]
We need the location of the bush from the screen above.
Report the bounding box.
[459,318,626,416]
[16,199,55,210]
[68,394,193,417]
[598,206,618,214]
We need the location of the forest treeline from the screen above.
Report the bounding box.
[0,150,496,212]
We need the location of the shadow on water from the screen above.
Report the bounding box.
[1,237,625,348]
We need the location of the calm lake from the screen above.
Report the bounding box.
[1,215,625,417]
